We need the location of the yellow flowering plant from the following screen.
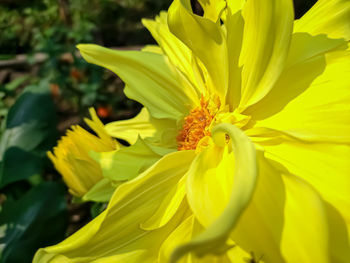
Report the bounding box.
[48,108,120,202]
[35,0,350,262]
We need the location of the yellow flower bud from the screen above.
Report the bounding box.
[48,108,118,197]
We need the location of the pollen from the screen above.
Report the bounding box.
[177,96,220,151]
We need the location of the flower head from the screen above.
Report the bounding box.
[48,108,118,198]
[36,0,350,262]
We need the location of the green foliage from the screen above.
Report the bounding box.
[0,0,173,111]
[0,182,67,263]
[0,81,61,262]
[0,0,172,54]
[0,81,57,187]
[90,202,107,219]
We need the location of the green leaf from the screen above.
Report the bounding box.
[0,82,57,187]
[0,55,15,60]
[90,202,107,219]
[0,148,42,188]
[4,75,29,92]
[5,83,56,129]
[0,182,68,263]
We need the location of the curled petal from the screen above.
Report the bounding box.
[171,123,257,262]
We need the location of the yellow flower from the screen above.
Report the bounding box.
[48,108,118,200]
[35,0,350,262]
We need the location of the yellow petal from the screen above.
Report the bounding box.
[325,202,350,263]
[171,123,257,262]
[77,44,197,120]
[142,12,202,103]
[294,0,350,40]
[84,108,117,150]
[105,108,155,144]
[238,0,294,108]
[48,109,117,197]
[142,12,200,94]
[90,137,173,182]
[260,140,350,262]
[168,0,228,98]
[197,0,226,22]
[105,107,177,146]
[226,0,245,14]
[251,50,350,142]
[34,150,195,263]
[226,244,256,263]
[91,250,150,263]
[82,177,118,202]
[160,215,234,263]
[285,32,347,68]
[141,175,187,230]
[142,45,163,54]
[280,173,329,263]
[225,8,244,109]
[232,152,285,262]
[48,151,100,197]
[244,32,346,119]
[158,215,194,263]
[233,153,330,262]
[188,220,233,263]
[186,144,231,226]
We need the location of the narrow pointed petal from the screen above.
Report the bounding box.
[34,150,195,263]
[238,0,294,108]
[295,0,350,40]
[168,0,228,97]
[77,44,197,120]
[171,123,257,262]
[104,107,177,146]
[142,13,201,93]
[142,12,203,102]
[142,12,190,71]
[85,108,118,150]
[225,8,244,109]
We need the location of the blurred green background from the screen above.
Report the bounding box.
[0,0,317,262]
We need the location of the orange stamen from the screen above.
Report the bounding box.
[177,96,220,151]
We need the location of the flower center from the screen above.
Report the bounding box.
[177,96,220,151]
